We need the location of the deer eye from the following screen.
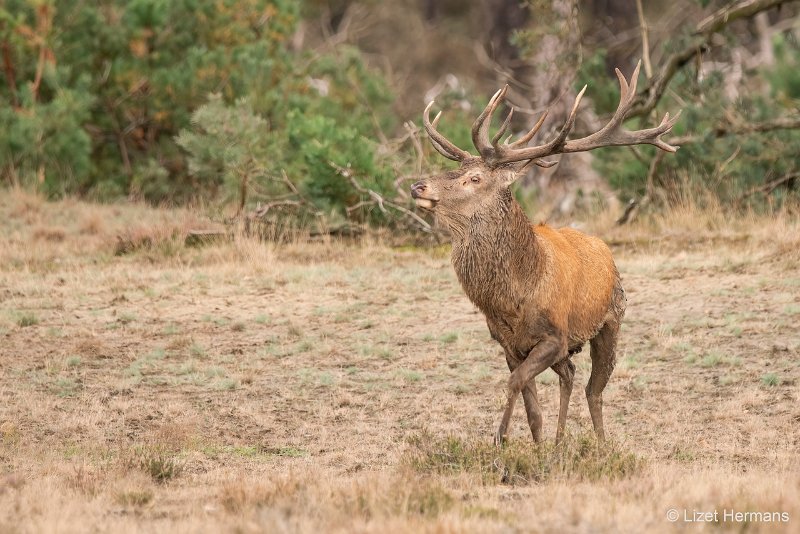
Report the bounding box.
[470,176,480,183]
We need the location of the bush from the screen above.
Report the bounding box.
[0,1,416,227]
[0,1,403,217]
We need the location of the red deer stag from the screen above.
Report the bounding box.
[411,62,678,444]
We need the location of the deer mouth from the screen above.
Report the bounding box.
[413,197,439,210]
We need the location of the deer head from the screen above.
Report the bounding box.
[411,61,680,224]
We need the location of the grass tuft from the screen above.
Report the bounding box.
[115,489,154,507]
[402,480,454,517]
[219,474,304,513]
[439,332,458,344]
[65,464,103,496]
[16,312,39,327]
[129,445,184,483]
[760,373,780,386]
[404,431,642,485]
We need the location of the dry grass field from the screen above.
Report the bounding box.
[1,189,799,533]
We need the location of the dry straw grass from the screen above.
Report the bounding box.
[0,189,798,532]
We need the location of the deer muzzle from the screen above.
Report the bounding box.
[411,181,438,209]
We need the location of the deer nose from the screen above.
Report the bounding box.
[411,181,427,198]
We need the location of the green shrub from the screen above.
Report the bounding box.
[1,0,403,222]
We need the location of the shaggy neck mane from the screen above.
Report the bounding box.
[448,190,544,315]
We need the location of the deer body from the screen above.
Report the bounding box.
[451,196,620,354]
[412,62,677,444]
[439,178,624,443]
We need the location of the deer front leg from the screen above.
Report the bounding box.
[496,351,542,446]
[497,337,565,446]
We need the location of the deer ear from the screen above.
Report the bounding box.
[501,167,521,187]
[502,158,546,186]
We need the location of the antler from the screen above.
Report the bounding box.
[424,61,681,168]
[423,101,473,162]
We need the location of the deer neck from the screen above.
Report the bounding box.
[449,192,543,315]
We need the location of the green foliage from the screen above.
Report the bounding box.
[2,0,301,197]
[175,96,273,205]
[15,311,39,327]
[0,66,94,195]
[0,0,403,224]
[573,48,619,115]
[177,44,397,224]
[4,0,796,220]
[577,39,800,207]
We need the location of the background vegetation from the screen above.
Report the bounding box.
[1,0,798,230]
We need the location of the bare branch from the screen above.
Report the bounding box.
[328,161,434,233]
[696,0,788,37]
[738,172,799,201]
[1,40,18,107]
[630,0,795,118]
[671,116,800,145]
[249,200,303,218]
[243,170,315,222]
[403,121,425,177]
[635,0,653,79]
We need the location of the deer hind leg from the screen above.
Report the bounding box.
[551,358,576,443]
[587,321,619,442]
[521,382,543,443]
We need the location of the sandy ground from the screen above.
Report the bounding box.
[0,192,798,533]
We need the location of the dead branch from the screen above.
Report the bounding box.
[280,169,309,202]
[634,0,653,80]
[244,170,313,218]
[644,149,667,198]
[1,40,18,107]
[696,0,789,37]
[30,4,54,103]
[738,172,799,201]
[630,0,796,118]
[328,160,434,233]
[249,199,303,218]
[616,149,665,226]
[615,198,639,226]
[671,116,800,145]
[236,166,249,218]
[404,121,425,177]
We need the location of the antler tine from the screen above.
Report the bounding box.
[543,85,588,153]
[637,110,683,153]
[471,85,507,158]
[608,60,640,127]
[423,101,472,162]
[428,135,460,162]
[491,108,514,146]
[534,159,558,168]
[507,110,549,149]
